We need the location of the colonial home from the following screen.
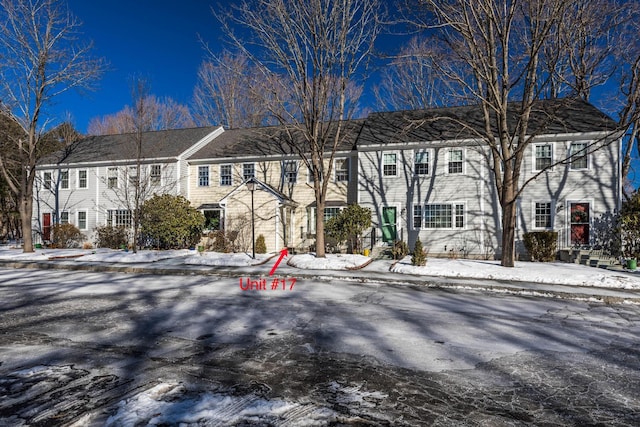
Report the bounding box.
[33,126,223,244]
[186,123,361,253]
[33,98,620,259]
[356,98,621,259]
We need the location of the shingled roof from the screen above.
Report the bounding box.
[188,120,364,161]
[357,98,618,147]
[40,126,221,165]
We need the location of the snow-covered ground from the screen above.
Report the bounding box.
[1,245,639,289]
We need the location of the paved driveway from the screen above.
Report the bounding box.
[1,267,639,425]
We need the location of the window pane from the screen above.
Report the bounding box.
[455,204,464,228]
[383,153,396,176]
[413,205,422,229]
[335,158,349,181]
[150,165,161,185]
[284,161,297,183]
[243,163,255,180]
[108,168,118,189]
[535,145,552,170]
[78,211,87,229]
[44,172,52,190]
[78,170,87,188]
[220,164,232,186]
[535,202,551,228]
[198,166,209,186]
[415,151,429,175]
[448,150,463,174]
[60,171,69,189]
[425,204,452,228]
[324,207,341,222]
[570,142,587,169]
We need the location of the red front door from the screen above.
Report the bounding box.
[42,213,51,241]
[570,203,589,246]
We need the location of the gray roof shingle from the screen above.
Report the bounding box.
[40,126,221,165]
[188,120,364,161]
[357,98,618,146]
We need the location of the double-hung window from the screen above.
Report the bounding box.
[60,171,69,189]
[198,166,209,187]
[220,164,232,186]
[335,158,349,182]
[415,151,429,175]
[128,166,138,186]
[60,211,69,225]
[43,172,52,190]
[243,163,255,180]
[413,205,423,229]
[283,160,298,184]
[535,144,553,170]
[534,202,552,228]
[107,167,118,189]
[448,149,463,174]
[77,211,87,230]
[78,170,88,189]
[570,142,588,170]
[150,164,162,185]
[383,153,397,176]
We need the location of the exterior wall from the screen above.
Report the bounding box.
[33,161,180,245]
[358,133,620,258]
[514,134,620,252]
[358,142,499,258]
[188,153,355,253]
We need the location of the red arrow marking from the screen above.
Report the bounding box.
[269,248,289,276]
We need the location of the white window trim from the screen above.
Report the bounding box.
[414,149,431,176]
[107,167,119,189]
[198,165,210,187]
[412,203,423,230]
[532,200,555,230]
[445,148,465,175]
[334,157,350,182]
[421,201,466,230]
[532,142,555,172]
[76,210,88,230]
[60,170,70,189]
[220,163,233,186]
[382,151,398,177]
[43,171,52,190]
[569,141,589,170]
[59,210,70,225]
[150,164,163,186]
[242,162,256,180]
[283,160,298,184]
[77,169,88,189]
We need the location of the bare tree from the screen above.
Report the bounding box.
[98,78,182,252]
[374,36,463,111]
[219,0,381,257]
[192,50,272,128]
[87,94,195,135]
[400,0,590,267]
[0,0,104,252]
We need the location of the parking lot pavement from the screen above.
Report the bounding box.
[1,267,640,425]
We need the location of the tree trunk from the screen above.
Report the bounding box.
[19,195,34,252]
[315,200,326,258]
[501,200,517,267]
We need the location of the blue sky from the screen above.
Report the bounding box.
[56,1,398,134]
[59,0,225,133]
